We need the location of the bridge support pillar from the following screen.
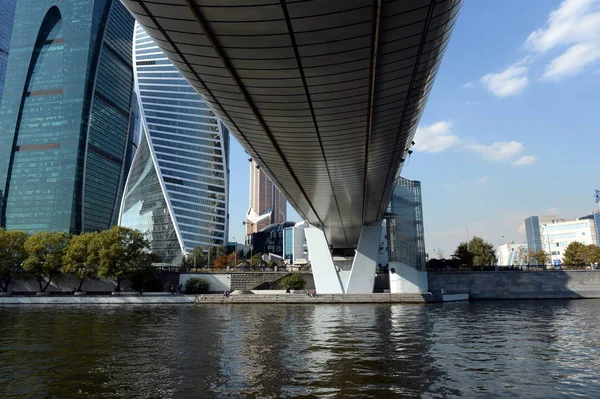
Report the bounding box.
[345,224,381,293]
[388,262,429,294]
[305,226,343,294]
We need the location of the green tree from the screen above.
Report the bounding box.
[279,272,306,290]
[267,259,277,269]
[61,232,99,292]
[23,231,70,292]
[188,246,206,270]
[533,250,550,267]
[584,244,600,265]
[216,245,228,259]
[562,241,587,266]
[452,242,473,266]
[0,229,28,292]
[469,236,497,266]
[94,226,150,292]
[251,253,262,269]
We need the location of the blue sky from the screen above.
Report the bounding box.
[228,0,600,256]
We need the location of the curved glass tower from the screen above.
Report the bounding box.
[0,0,135,233]
[119,23,229,264]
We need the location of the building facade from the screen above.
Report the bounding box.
[283,221,309,266]
[386,176,426,270]
[526,213,600,266]
[119,23,230,265]
[0,0,17,106]
[497,242,528,267]
[0,0,135,233]
[246,160,287,236]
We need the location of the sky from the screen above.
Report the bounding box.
[228,0,600,257]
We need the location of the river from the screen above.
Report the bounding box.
[1,300,599,398]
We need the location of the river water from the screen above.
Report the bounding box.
[1,300,599,398]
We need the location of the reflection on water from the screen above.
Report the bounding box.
[1,300,600,398]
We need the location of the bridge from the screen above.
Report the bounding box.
[120,0,463,293]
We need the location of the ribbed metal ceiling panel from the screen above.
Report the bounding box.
[120,0,462,248]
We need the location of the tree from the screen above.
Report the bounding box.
[213,255,229,269]
[267,259,277,269]
[516,246,529,266]
[433,247,445,260]
[452,242,473,266]
[533,250,550,267]
[469,236,497,266]
[184,277,210,294]
[23,231,70,292]
[279,272,306,290]
[584,244,600,265]
[251,253,262,269]
[0,229,28,292]
[226,252,237,267]
[562,241,587,266]
[216,245,228,259]
[61,232,99,292]
[188,246,206,270]
[95,226,150,292]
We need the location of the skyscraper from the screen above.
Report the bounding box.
[246,160,287,235]
[0,0,17,106]
[119,23,229,264]
[0,0,135,233]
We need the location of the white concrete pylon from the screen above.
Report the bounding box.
[345,224,381,293]
[305,226,343,294]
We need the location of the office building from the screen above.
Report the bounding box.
[119,23,230,265]
[246,160,287,236]
[525,213,600,266]
[0,0,135,233]
[0,0,17,106]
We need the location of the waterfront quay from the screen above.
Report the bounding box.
[0,293,438,305]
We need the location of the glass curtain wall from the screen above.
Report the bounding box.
[119,23,229,264]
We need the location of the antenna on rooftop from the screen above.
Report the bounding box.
[595,189,600,209]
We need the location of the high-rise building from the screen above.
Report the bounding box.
[246,160,287,236]
[0,0,135,233]
[0,0,17,106]
[118,23,230,265]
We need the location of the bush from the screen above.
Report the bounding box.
[184,277,210,294]
[279,272,306,290]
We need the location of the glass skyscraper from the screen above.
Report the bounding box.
[119,23,229,264]
[0,0,17,106]
[0,0,136,234]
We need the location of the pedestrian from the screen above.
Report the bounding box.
[170,284,176,295]
[223,290,229,297]
[311,289,316,297]
[286,284,291,294]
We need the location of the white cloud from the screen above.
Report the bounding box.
[525,0,600,53]
[512,155,538,166]
[476,176,489,185]
[542,42,600,79]
[413,121,461,153]
[527,0,600,80]
[462,82,474,88]
[464,141,525,162]
[480,65,530,97]
[479,0,600,94]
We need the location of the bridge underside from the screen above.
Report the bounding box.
[120,0,462,248]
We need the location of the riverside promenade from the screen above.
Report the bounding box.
[0,293,439,305]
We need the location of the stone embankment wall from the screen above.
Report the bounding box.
[230,272,291,291]
[428,270,600,300]
[5,275,130,293]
